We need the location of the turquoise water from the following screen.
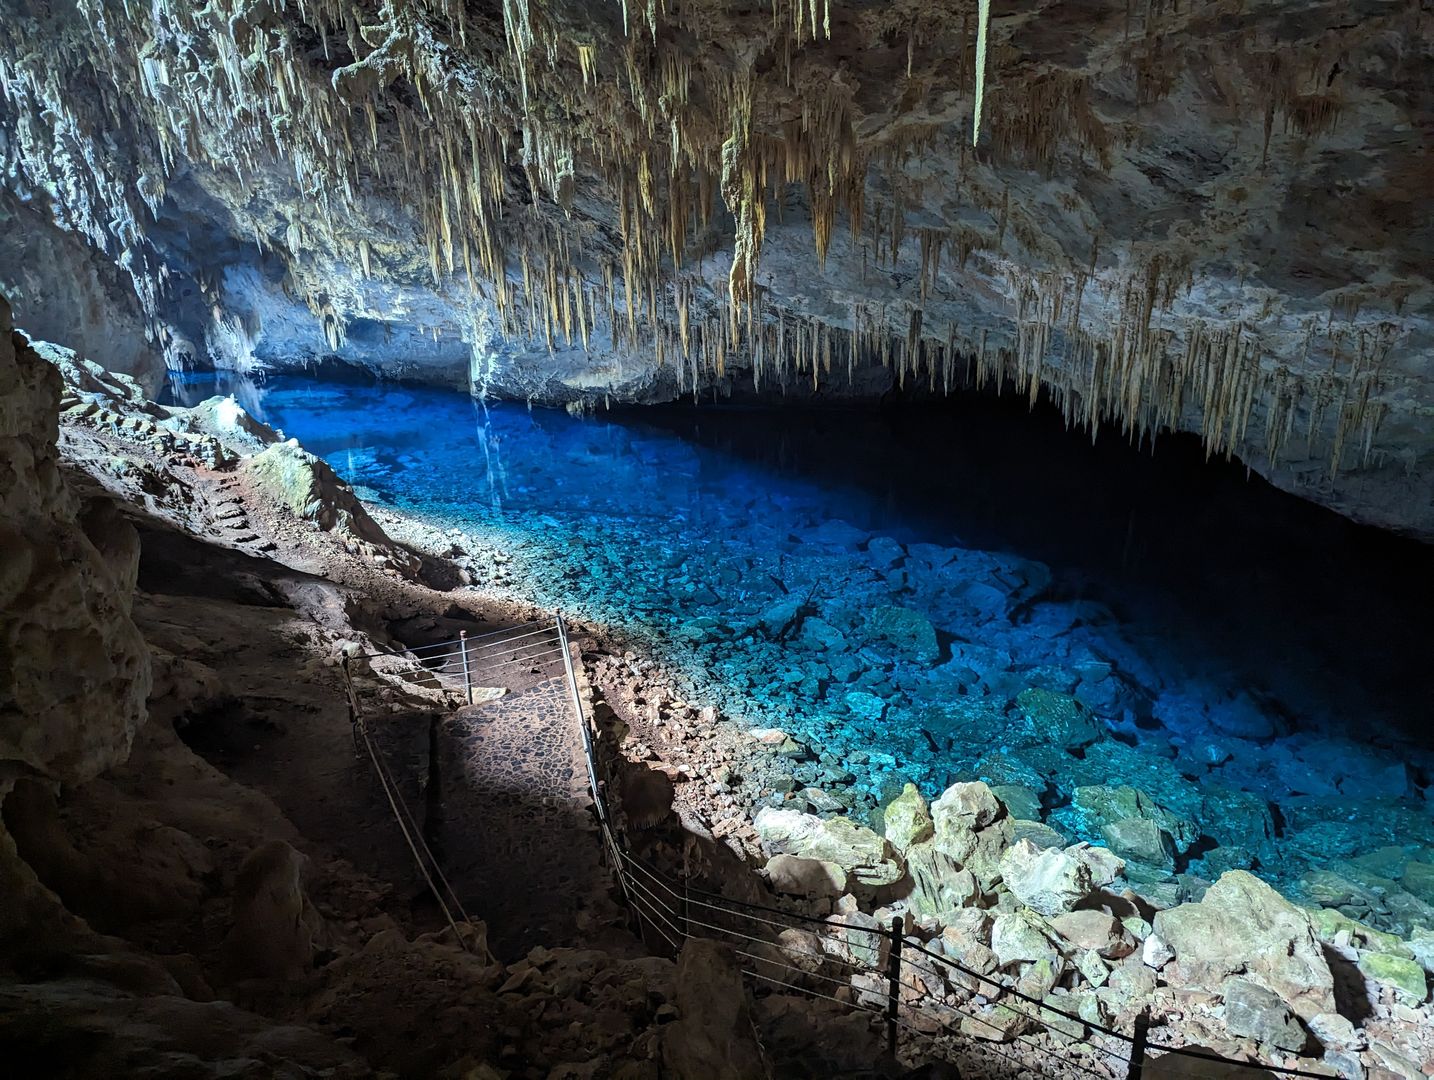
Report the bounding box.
[165,371,1434,925]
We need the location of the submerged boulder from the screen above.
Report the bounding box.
[1059,785,1200,863]
[1011,689,1102,750]
[1152,871,1335,1016]
[867,606,941,663]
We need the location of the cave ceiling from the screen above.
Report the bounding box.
[1,0,1431,531]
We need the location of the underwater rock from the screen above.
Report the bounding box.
[989,784,1042,822]
[999,840,1095,916]
[1153,687,1278,741]
[1199,787,1276,851]
[1011,689,1102,751]
[753,808,903,889]
[802,521,870,548]
[757,594,805,637]
[1103,818,1177,870]
[1011,821,1068,850]
[1058,785,1200,858]
[798,617,847,652]
[844,690,887,722]
[1071,741,1205,822]
[865,537,906,570]
[1403,862,1434,906]
[1153,871,1335,1017]
[866,606,940,663]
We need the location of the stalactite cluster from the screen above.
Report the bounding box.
[0,0,1427,481]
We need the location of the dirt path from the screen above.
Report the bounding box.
[434,675,613,961]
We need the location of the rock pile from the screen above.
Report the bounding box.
[735,780,1434,1075]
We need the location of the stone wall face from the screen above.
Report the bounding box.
[0,295,150,790]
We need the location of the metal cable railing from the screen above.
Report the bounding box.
[338,652,491,961]
[343,615,1342,1080]
[358,622,564,703]
[551,623,1344,1080]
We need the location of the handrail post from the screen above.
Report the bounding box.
[1127,1010,1150,1080]
[884,916,903,1057]
[341,654,360,755]
[557,614,606,828]
[557,613,634,918]
[459,630,472,705]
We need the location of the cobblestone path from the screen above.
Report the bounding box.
[435,673,609,961]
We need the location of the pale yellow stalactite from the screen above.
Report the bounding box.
[973,0,990,146]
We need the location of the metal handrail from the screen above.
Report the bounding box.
[553,631,1337,1080]
[343,614,1336,1080]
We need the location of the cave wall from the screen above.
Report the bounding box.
[0,1,1431,532]
[0,295,151,794]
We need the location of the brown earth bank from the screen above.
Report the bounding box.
[2,307,1432,1079]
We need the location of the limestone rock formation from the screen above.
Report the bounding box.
[221,840,326,983]
[754,806,903,889]
[1,1,1431,533]
[1152,870,1336,1017]
[661,939,771,1080]
[0,298,151,790]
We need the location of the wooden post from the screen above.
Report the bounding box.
[459,630,472,705]
[884,916,904,1057]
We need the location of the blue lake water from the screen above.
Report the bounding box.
[165,370,1434,926]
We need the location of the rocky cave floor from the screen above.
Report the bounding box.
[4,340,1434,1079]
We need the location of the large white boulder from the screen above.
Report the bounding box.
[753,808,903,888]
[999,839,1094,916]
[1152,871,1335,1017]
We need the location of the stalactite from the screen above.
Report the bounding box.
[973,0,990,146]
